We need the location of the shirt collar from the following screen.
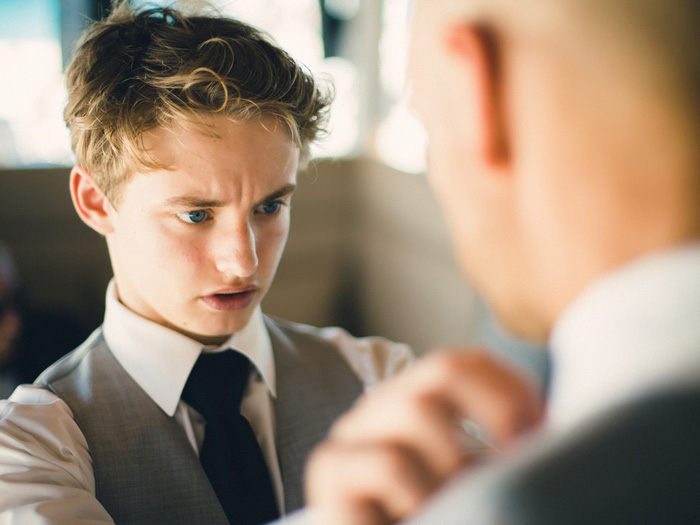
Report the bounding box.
[547,243,700,432]
[102,280,276,417]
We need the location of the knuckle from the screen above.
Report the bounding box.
[423,349,463,380]
[461,349,495,370]
[378,443,417,481]
[431,347,491,372]
[379,444,435,517]
[407,391,444,422]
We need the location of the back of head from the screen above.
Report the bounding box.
[64,1,331,202]
[412,0,700,337]
[432,0,700,122]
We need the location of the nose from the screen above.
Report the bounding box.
[213,221,259,278]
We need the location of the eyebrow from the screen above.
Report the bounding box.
[254,183,297,207]
[163,183,297,209]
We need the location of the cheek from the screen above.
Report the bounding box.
[257,219,290,269]
[146,227,206,277]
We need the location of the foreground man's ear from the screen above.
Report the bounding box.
[446,23,511,168]
[69,165,116,236]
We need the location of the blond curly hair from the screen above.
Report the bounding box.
[64,2,332,202]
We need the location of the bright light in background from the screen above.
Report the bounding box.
[374,96,427,175]
[0,0,419,170]
[374,0,426,174]
[0,0,72,167]
[0,0,359,169]
[216,0,359,159]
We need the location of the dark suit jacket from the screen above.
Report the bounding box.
[503,386,700,524]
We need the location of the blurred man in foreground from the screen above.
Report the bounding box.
[302,0,700,523]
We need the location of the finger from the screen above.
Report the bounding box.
[411,349,544,444]
[336,349,542,449]
[330,387,472,479]
[306,441,439,525]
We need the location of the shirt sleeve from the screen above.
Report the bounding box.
[317,326,415,389]
[0,384,115,523]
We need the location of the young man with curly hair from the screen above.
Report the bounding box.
[0,3,411,523]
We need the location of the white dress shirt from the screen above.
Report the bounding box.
[0,280,413,523]
[547,242,700,433]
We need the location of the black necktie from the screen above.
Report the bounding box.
[181,350,280,524]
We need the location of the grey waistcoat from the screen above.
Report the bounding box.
[36,316,363,524]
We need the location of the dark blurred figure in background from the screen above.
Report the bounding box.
[0,241,85,398]
[0,243,22,398]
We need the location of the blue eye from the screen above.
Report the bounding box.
[176,210,209,224]
[260,201,282,214]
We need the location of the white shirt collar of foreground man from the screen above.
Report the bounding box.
[547,242,700,433]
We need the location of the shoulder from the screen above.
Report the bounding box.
[35,328,105,387]
[501,386,700,524]
[0,385,109,520]
[1,329,103,435]
[1,385,82,444]
[0,332,99,466]
[0,384,94,486]
[265,316,414,387]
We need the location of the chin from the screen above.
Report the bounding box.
[210,312,256,337]
[187,326,239,346]
[170,316,251,346]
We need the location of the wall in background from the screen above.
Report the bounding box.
[1,167,111,334]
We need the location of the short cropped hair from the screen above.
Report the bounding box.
[64,1,332,202]
[441,0,700,117]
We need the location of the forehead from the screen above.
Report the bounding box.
[118,116,299,201]
[144,117,296,177]
[146,115,293,156]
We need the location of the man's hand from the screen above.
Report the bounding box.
[305,349,543,525]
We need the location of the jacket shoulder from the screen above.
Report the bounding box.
[35,328,105,388]
[503,387,700,524]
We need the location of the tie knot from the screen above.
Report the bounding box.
[182,350,251,419]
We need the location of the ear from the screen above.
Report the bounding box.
[69,165,116,235]
[445,23,510,167]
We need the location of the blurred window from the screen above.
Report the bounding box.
[0,0,422,171]
[211,0,359,159]
[0,0,72,168]
[374,0,426,174]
